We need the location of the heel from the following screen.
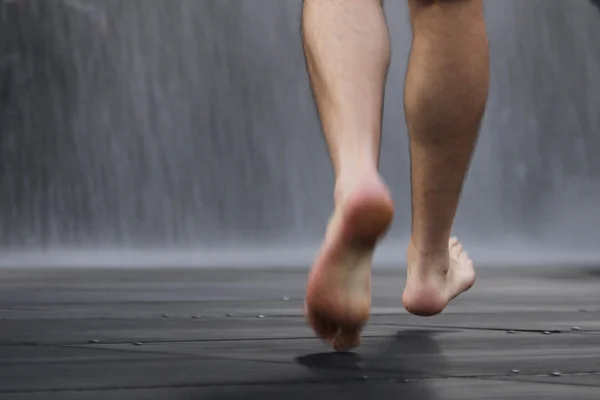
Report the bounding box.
[344,195,394,247]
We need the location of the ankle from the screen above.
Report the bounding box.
[408,234,450,256]
[407,239,449,274]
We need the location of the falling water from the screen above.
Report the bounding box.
[0,0,599,267]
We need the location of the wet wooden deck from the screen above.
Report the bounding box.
[1,266,599,399]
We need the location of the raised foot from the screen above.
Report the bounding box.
[402,237,475,317]
[305,176,393,351]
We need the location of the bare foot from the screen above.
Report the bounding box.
[402,237,475,317]
[305,174,394,351]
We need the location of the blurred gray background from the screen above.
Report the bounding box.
[0,0,599,267]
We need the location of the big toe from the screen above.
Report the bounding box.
[333,326,361,351]
[449,237,470,263]
[305,304,338,341]
[447,238,476,295]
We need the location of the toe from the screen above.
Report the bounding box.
[305,306,338,341]
[450,242,462,259]
[333,326,361,351]
[314,317,338,341]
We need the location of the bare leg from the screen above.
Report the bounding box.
[402,0,489,316]
[302,0,393,351]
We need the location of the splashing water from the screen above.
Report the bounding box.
[0,0,599,267]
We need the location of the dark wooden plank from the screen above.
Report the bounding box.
[0,355,424,393]
[0,269,312,304]
[0,300,308,320]
[3,311,599,346]
[2,379,599,400]
[76,328,600,377]
[500,373,600,387]
[0,317,322,345]
[1,301,599,324]
[4,324,598,380]
[1,267,599,308]
[1,266,599,398]
[0,345,181,364]
[369,311,600,332]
